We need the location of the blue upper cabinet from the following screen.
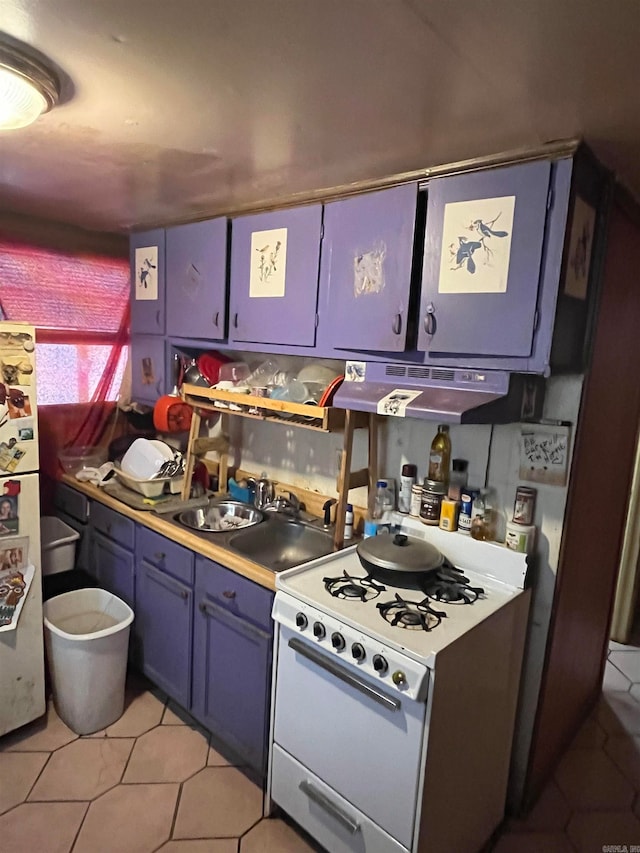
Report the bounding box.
[130,229,166,335]
[229,205,323,347]
[320,184,419,352]
[130,334,166,406]
[417,161,553,360]
[166,219,228,340]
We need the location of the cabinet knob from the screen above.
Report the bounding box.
[199,601,206,613]
[154,551,165,561]
[222,590,236,599]
[392,313,402,335]
[180,590,188,600]
[423,304,437,336]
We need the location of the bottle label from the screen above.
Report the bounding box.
[428,453,443,480]
[458,512,472,533]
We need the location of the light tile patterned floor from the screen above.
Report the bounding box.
[491,638,640,852]
[3,644,640,853]
[0,671,318,853]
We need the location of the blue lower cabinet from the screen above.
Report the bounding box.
[192,556,274,773]
[92,529,135,608]
[135,527,194,709]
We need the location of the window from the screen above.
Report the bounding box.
[0,239,129,404]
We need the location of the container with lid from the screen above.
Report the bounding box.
[439,498,459,532]
[419,478,446,526]
[505,520,536,554]
[513,486,537,526]
[356,532,443,584]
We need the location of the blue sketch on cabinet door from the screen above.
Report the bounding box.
[449,212,510,274]
[450,237,483,274]
[138,257,156,289]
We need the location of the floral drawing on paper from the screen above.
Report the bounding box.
[135,246,158,301]
[250,228,288,298]
[438,196,516,294]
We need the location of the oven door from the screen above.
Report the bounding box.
[272,626,427,850]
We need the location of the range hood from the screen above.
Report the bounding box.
[333,362,545,424]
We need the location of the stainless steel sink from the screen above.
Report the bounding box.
[228,518,335,572]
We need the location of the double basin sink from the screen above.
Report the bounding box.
[171,500,336,573]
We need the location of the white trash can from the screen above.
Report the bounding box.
[43,588,134,735]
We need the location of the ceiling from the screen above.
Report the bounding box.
[1,0,638,234]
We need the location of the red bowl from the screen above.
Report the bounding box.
[197,352,230,386]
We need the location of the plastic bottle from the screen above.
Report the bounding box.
[428,425,451,485]
[398,464,417,514]
[344,504,354,540]
[364,480,393,537]
[448,458,469,500]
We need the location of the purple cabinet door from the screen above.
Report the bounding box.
[130,334,166,405]
[130,229,165,334]
[417,161,552,357]
[229,205,322,347]
[136,559,193,709]
[92,530,135,608]
[166,219,228,340]
[321,184,419,351]
[192,556,273,772]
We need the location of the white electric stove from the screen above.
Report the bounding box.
[268,516,531,853]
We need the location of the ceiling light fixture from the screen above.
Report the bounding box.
[0,41,60,130]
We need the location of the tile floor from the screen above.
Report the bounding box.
[3,643,640,853]
[0,671,319,853]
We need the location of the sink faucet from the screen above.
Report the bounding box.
[322,498,337,530]
[263,491,301,518]
[253,475,275,510]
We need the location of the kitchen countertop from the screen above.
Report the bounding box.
[61,474,279,591]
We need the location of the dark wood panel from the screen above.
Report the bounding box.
[524,194,640,805]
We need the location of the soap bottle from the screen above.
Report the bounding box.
[428,424,451,485]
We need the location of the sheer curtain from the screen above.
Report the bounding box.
[0,230,129,507]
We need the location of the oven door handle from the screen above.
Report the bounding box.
[288,637,401,712]
[299,779,361,835]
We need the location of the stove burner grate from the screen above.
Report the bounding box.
[421,567,485,604]
[323,571,386,601]
[377,593,446,631]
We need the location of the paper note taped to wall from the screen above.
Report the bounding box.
[377,389,422,417]
[519,424,571,486]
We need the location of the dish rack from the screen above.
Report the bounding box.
[179,383,377,548]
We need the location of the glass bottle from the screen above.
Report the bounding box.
[428,424,451,485]
[470,487,496,541]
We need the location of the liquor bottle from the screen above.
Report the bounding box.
[428,425,451,485]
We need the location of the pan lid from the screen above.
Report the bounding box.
[356,532,443,573]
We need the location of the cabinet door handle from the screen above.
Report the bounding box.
[199,598,270,641]
[298,780,360,835]
[145,565,190,600]
[106,523,112,535]
[155,309,161,328]
[156,379,163,395]
[154,551,166,561]
[213,311,219,328]
[423,303,437,336]
[392,313,402,335]
[222,590,236,599]
[233,312,238,328]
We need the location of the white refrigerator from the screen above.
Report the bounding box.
[0,322,45,736]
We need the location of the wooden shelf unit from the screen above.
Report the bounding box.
[180,384,378,548]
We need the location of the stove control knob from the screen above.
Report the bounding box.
[313,621,326,639]
[331,632,346,651]
[392,670,407,687]
[295,612,308,630]
[351,642,366,662]
[372,654,388,673]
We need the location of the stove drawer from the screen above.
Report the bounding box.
[271,744,407,853]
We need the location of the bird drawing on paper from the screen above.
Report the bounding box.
[139,257,156,288]
[450,236,482,273]
[469,213,509,263]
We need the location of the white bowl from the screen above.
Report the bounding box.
[120,438,174,480]
[297,364,341,387]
